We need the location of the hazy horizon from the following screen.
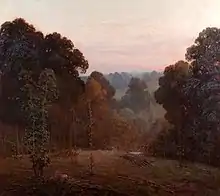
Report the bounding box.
[1,0,220,74]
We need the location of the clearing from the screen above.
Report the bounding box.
[0,150,220,195]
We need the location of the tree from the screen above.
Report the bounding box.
[83,73,107,174]
[85,71,116,118]
[142,72,151,83]
[153,28,220,166]
[183,27,220,164]
[90,71,115,101]
[153,61,190,163]
[107,72,132,90]
[0,18,43,126]
[0,18,45,155]
[0,18,88,125]
[186,27,220,77]
[21,69,58,177]
[43,32,88,105]
[43,33,88,154]
[120,77,151,113]
[110,113,140,151]
[154,61,190,128]
[84,72,115,148]
[0,18,89,174]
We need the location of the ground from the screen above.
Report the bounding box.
[0,150,220,195]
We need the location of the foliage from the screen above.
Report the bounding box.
[85,71,115,116]
[182,27,220,164]
[21,69,58,176]
[0,18,89,175]
[154,61,190,127]
[84,72,116,149]
[186,27,220,76]
[0,18,43,126]
[106,72,132,90]
[68,72,141,150]
[120,77,151,113]
[90,71,115,100]
[0,18,88,126]
[109,113,140,150]
[153,28,220,166]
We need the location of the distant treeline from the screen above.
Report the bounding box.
[81,71,162,90]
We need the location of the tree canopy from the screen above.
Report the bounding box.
[0,18,89,126]
[120,77,151,113]
[153,27,220,166]
[154,60,190,127]
[0,18,89,175]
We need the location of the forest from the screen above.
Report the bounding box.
[0,18,220,195]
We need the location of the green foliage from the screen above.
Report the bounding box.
[152,61,190,163]
[0,18,89,175]
[43,32,88,107]
[186,27,220,76]
[0,18,88,126]
[154,61,190,127]
[21,69,58,177]
[153,28,220,166]
[182,27,220,165]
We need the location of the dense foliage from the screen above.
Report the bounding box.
[119,77,151,113]
[153,27,220,166]
[0,18,89,175]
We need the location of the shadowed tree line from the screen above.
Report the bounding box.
[152,27,220,167]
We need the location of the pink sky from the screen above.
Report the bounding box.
[1,0,220,74]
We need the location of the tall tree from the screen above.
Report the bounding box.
[186,27,220,77]
[154,60,190,128]
[90,71,115,100]
[21,69,58,177]
[43,33,88,152]
[154,61,190,163]
[0,18,88,127]
[120,77,151,113]
[154,28,220,166]
[183,27,220,164]
[0,18,89,173]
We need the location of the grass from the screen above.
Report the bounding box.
[0,150,220,195]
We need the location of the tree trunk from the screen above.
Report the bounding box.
[69,108,79,163]
[15,125,20,155]
[2,131,6,158]
[71,108,77,150]
[0,133,3,157]
[69,112,73,151]
[87,101,94,175]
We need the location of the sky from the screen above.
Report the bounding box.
[1,0,220,74]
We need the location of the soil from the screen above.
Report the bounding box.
[0,150,219,196]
